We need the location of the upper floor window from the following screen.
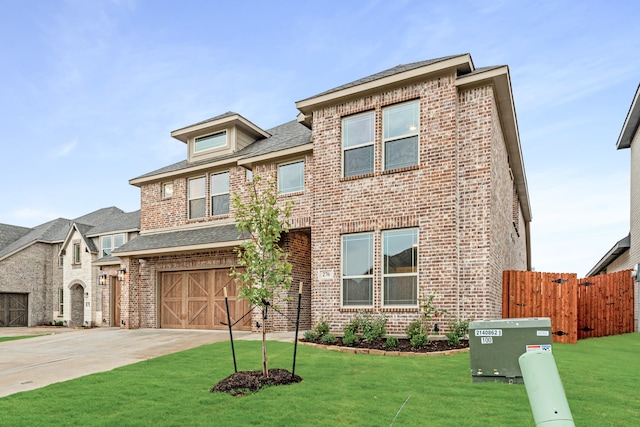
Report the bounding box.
[73,243,81,264]
[101,234,125,257]
[162,182,174,198]
[341,232,374,307]
[194,130,227,153]
[188,176,206,219]
[342,111,374,177]
[278,161,304,194]
[382,228,418,306]
[211,171,230,216]
[383,101,419,171]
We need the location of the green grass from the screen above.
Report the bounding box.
[0,335,44,343]
[0,334,639,426]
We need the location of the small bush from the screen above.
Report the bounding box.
[406,319,423,340]
[342,329,360,347]
[446,319,470,346]
[384,336,399,349]
[315,319,330,336]
[320,334,337,345]
[410,333,429,349]
[304,330,320,341]
[361,313,388,342]
[343,317,360,335]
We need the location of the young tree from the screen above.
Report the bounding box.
[231,173,293,378]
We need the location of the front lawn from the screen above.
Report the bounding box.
[0,335,44,343]
[0,333,638,426]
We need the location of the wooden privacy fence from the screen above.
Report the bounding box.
[503,270,635,344]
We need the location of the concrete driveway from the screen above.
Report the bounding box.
[0,327,281,398]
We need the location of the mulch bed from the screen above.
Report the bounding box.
[211,368,302,396]
[301,337,469,354]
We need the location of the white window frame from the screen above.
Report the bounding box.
[162,181,174,199]
[73,243,81,264]
[101,233,126,257]
[342,111,375,177]
[278,160,305,194]
[382,100,419,171]
[381,228,418,307]
[210,171,230,216]
[58,288,64,315]
[194,130,227,153]
[341,232,374,308]
[188,176,206,219]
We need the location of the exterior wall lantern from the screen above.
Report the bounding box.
[99,273,108,286]
[117,268,127,282]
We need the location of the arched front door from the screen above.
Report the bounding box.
[69,283,85,327]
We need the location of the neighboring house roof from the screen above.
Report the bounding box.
[130,120,311,184]
[113,223,246,257]
[0,223,32,250]
[0,207,140,262]
[586,233,630,277]
[617,83,640,150]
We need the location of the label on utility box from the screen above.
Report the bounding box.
[536,330,550,336]
[474,329,503,337]
[480,337,493,344]
[526,344,552,352]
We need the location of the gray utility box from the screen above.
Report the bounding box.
[469,318,552,384]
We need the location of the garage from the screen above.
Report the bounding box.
[160,268,251,330]
[0,293,28,327]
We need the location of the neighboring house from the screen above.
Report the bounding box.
[113,53,531,334]
[587,83,640,325]
[0,207,140,327]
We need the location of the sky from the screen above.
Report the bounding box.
[0,0,638,277]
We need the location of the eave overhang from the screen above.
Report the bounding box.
[616,84,640,150]
[171,114,270,143]
[237,142,314,167]
[295,54,474,127]
[586,234,631,277]
[128,156,242,187]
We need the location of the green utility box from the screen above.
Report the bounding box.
[469,318,552,383]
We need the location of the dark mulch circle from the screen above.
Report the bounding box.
[211,368,302,396]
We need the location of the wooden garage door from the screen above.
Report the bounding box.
[160,269,250,330]
[0,293,28,327]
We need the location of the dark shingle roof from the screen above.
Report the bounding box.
[171,111,239,134]
[132,120,311,181]
[0,224,32,250]
[86,210,140,236]
[0,218,72,260]
[113,223,245,255]
[299,54,467,101]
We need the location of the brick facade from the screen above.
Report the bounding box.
[116,56,530,335]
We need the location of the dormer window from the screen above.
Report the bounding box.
[194,130,227,153]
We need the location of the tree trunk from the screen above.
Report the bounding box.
[262,307,269,378]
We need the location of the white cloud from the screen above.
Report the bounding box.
[50,140,77,159]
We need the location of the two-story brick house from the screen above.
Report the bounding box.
[0,207,139,327]
[113,53,531,334]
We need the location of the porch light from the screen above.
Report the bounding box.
[117,268,127,282]
[99,273,108,286]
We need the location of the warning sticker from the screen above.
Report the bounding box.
[526,344,552,352]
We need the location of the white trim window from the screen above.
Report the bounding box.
[188,176,206,219]
[278,160,304,194]
[101,234,126,257]
[382,228,418,306]
[194,130,226,153]
[58,288,64,315]
[383,100,419,171]
[162,181,174,199]
[342,111,374,177]
[341,232,374,307]
[211,171,230,216]
[73,243,81,264]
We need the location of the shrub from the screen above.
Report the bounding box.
[410,333,429,349]
[342,329,360,347]
[343,317,360,335]
[359,313,387,341]
[384,336,399,349]
[304,330,320,341]
[315,319,330,336]
[446,319,470,346]
[320,333,337,345]
[406,319,423,340]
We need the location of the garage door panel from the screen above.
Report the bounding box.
[160,269,250,330]
[0,293,28,327]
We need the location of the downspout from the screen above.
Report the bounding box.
[455,80,461,320]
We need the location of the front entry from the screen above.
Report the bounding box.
[160,268,250,330]
[70,284,85,327]
[111,278,121,327]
